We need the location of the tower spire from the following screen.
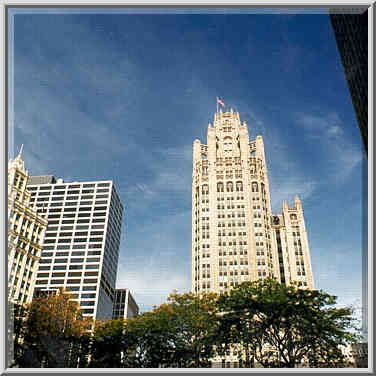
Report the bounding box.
[17,144,24,159]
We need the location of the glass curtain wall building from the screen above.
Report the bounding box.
[112,288,139,320]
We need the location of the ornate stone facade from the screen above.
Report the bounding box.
[8,148,48,305]
[192,109,314,295]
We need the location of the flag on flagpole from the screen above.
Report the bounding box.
[217,97,225,108]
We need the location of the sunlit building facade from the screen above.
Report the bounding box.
[8,149,48,305]
[192,109,314,296]
[27,177,123,321]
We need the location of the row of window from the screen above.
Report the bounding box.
[218,250,248,256]
[45,237,103,244]
[47,224,104,232]
[31,189,109,197]
[43,243,101,250]
[42,249,101,256]
[11,214,44,235]
[218,222,245,229]
[217,196,245,201]
[217,204,245,209]
[39,265,97,272]
[41,213,107,221]
[13,173,26,190]
[37,271,99,279]
[40,252,100,264]
[35,278,98,285]
[36,200,107,212]
[218,239,249,246]
[218,231,247,237]
[217,270,250,277]
[46,230,104,237]
[217,213,246,219]
[40,257,100,263]
[219,260,248,266]
[31,194,109,202]
[28,182,110,190]
[217,182,244,192]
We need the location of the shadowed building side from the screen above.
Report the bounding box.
[112,288,139,320]
[330,10,368,154]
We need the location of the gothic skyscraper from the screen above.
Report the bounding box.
[8,148,48,305]
[192,108,314,295]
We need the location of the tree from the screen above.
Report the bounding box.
[162,291,219,367]
[215,279,359,368]
[15,290,92,367]
[89,318,127,367]
[121,308,178,368]
[89,291,220,368]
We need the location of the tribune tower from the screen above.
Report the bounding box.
[192,109,314,294]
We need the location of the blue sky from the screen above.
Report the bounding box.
[9,9,366,319]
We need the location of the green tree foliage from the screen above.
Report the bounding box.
[11,281,359,368]
[159,291,219,367]
[89,318,127,367]
[215,279,359,368]
[89,291,219,368]
[123,308,179,367]
[14,290,92,368]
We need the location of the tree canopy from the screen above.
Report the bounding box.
[14,290,92,367]
[12,280,359,368]
[215,279,359,367]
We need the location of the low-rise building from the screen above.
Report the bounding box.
[351,342,368,368]
[112,288,139,320]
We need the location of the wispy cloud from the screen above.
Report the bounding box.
[294,111,363,182]
[11,12,364,316]
[116,210,192,311]
[121,143,193,213]
[313,245,362,311]
[269,177,317,212]
[117,265,190,312]
[295,111,343,137]
[12,17,146,179]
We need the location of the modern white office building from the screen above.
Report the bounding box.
[27,177,123,321]
[192,109,314,295]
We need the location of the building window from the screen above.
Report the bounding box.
[53,265,66,270]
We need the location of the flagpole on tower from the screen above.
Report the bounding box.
[216,97,225,113]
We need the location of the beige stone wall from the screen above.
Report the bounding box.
[192,110,314,294]
[8,153,47,305]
